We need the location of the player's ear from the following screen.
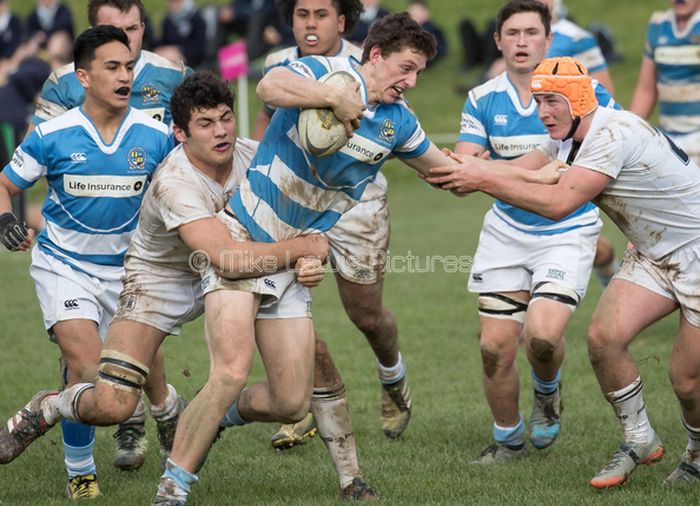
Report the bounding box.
[173,124,188,144]
[75,67,89,89]
[338,14,345,34]
[493,31,501,51]
[369,46,382,64]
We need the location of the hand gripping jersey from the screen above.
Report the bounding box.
[645,9,700,135]
[458,71,617,235]
[539,107,700,259]
[32,50,192,126]
[3,107,173,279]
[549,18,608,74]
[229,55,429,242]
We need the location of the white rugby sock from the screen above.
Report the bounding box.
[377,353,405,385]
[45,383,94,425]
[123,394,146,424]
[311,385,361,489]
[605,376,654,444]
[150,384,179,422]
[682,413,700,461]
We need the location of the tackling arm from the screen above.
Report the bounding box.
[177,215,328,280]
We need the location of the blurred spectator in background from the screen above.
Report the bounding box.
[407,0,446,66]
[25,0,74,43]
[347,0,388,44]
[217,0,292,60]
[0,0,22,61]
[457,17,499,72]
[156,0,207,67]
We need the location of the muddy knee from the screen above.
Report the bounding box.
[529,337,556,363]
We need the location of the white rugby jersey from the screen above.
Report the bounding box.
[3,107,173,279]
[549,18,608,74]
[538,107,700,259]
[125,138,258,277]
[33,50,192,126]
[458,71,616,235]
[645,9,700,135]
[230,55,429,243]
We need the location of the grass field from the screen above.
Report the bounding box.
[0,0,694,505]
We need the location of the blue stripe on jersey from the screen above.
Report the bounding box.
[493,209,600,236]
[247,170,343,232]
[3,166,34,190]
[494,200,597,228]
[38,239,125,267]
[230,55,427,241]
[660,100,700,117]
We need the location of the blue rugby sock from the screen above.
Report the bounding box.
[62,419,96,479]
[532,369,560,395]
[493,416,525,448]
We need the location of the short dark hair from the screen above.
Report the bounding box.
[88,0,145,26]
[171,73,236,136]
[73,25,130,70]
[496,0,551,37]
[277,0,363,35]
[361,12,437,64]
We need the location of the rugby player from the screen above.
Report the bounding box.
[455,0,616,464]
[0,26,177,499]
[429,55,700,489]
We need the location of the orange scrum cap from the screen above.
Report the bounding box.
[530,57,598,119]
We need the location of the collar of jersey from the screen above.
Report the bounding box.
[78,106,133,151]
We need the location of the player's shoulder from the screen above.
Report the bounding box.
[264,46,299,71]
[152,145,195,183]
[47,61,77,84]
[35,107,84,136]
[552,18,594,41]
[468,73,509,103]
[649,9,673,26]
[138,50,189,75]
[236,137,259,160]
[127,107,171,136]
[338,39,363,59]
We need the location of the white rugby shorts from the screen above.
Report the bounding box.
[467,208,602,301]
[30,247,121,341]
[614,241,700,327]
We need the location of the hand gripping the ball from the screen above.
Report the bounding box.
[0,212,33,251]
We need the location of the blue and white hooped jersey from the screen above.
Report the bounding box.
[645,9,700,135]
[33,50,192,127]
[549,18,607,74]
[459,72,617,235]
[3,107,173,279]
[230,55,429,242]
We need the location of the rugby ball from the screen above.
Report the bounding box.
[298,70,358,157]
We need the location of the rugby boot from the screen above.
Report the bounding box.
[380,377,412,439]
[590,433,665,488]
[340,477,379,501]
[472,442,527,464]
[663,449,700,488]
[157,395,189,468]
[529,386,561,449]
[152,477,187,506]
[113,422,147,471]
[271,412,317,450]
[0,390,58,463]
[65,474,101,500]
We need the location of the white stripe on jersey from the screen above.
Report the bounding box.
[573,46,606,70]
[394,123,427,155]
[655,45,700,65]
[10,146,47,183]
[46,221,133,256]
[489,134,549,158]
[48,189,140,233]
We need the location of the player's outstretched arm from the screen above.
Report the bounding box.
[629,56,658,119]
[0,173,34,251]
[178,215,328,279]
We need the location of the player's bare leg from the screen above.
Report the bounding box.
[593,236,619,287]
[475,299,526,464]
[336,274,411,439]
[588,279,677,488]
[153,290,259,505]
[665,315,700,487]
[522,298,572,450]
